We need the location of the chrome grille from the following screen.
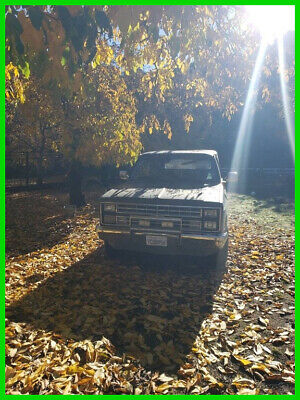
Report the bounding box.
[117,203,202,218]
[101,202,220,233]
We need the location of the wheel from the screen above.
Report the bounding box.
[208,240,228,271]
[104,240,119,259]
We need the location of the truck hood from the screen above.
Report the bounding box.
[101,182,224,206]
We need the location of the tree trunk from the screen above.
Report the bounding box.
[68,161,86,207]
[25,151,29,186]
[36,156,43,186]
[36,123,46,186]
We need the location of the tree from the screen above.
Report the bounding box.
[6,5,141,203]
[5,62,28,128]
[59,64,142,205]
[6,5,254,138]
[6,77,64,185]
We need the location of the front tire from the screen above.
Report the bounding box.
[104,240,119,259]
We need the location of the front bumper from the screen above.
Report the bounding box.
[96,224,228,256]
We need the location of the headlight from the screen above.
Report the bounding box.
[188,220,201,229]
[161,221,174,228]
[203,221,217,230]
[204,209,218,218]
[103,215,116,224]
[104,203,116,212]
[139,220,150,227]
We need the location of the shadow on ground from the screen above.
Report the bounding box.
[5,191,72,256]
[7,249,225,373]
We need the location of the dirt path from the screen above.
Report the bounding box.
[5,190,294,394]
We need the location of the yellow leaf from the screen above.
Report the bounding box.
[66,365,85,374]
[156,382,171,393]
[233,355,252,367]
[77,377,93,385]
[249,363,271,374]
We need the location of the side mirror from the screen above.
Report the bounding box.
[119,170,129,180]
[227,171,238,184]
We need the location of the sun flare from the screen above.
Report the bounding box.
[245,5,295,41]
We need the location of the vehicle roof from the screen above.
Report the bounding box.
[141,150,217,157]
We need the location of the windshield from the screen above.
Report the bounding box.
[130,153,221,187]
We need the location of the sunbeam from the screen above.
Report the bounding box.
[228,41,267,192]
[278,36,295,163]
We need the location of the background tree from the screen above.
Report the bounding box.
[6,77,64,185]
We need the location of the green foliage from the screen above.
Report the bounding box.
[20,62,30,79]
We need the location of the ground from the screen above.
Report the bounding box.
[5,189,295,394]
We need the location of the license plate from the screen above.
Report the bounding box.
[146,235,167,247]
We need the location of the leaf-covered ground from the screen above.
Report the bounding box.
[5,190,294,394]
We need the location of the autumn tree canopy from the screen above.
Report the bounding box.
[5,5,294,172]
